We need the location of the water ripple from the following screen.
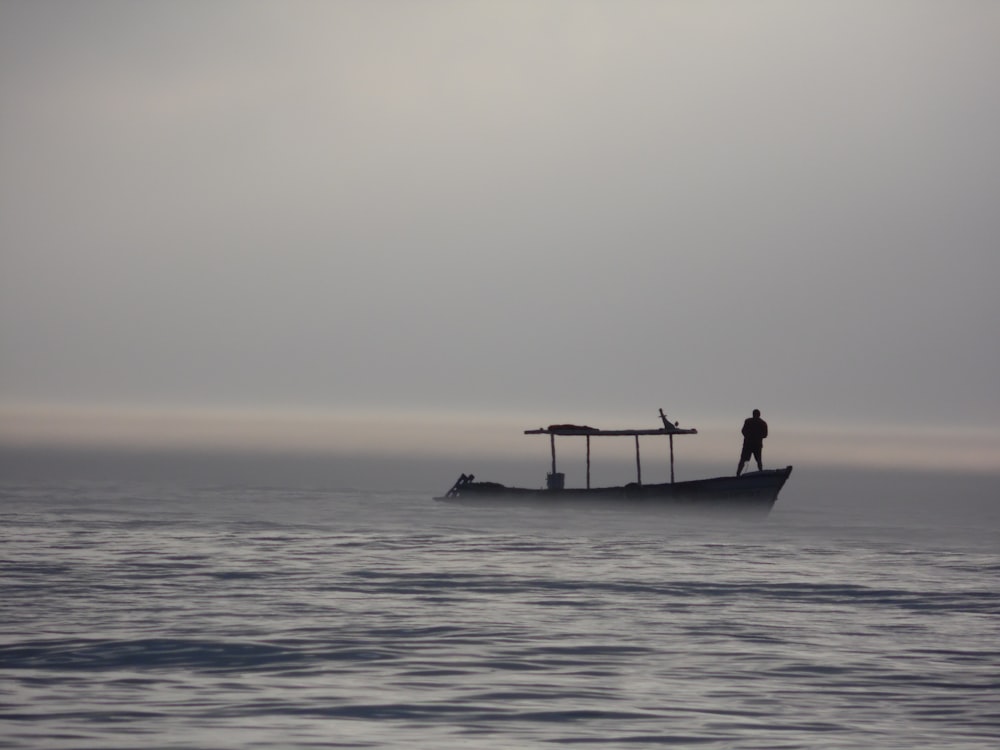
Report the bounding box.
[1,483,998,749]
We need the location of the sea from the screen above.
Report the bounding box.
[1,454,998,749]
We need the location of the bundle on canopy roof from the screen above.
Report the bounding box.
[526,425,697,436]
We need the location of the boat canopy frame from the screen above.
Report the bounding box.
[524,409,698,488]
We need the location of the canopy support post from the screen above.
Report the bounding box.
[670,434,675,484]
[586,435,591,489]
[550,433,557,475]
[635,435,642,485]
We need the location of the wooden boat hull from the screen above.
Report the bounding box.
[436,466,793,516]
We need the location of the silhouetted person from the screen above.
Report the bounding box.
[737,409,768,476]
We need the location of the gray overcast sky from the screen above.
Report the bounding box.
[1,1,999,470]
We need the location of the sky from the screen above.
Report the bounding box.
[1,1,999,476]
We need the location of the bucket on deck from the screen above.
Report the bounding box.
[546,472,565,490]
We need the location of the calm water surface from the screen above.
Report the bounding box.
[1,477,998,748]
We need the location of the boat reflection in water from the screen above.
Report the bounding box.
[437,409,793,516]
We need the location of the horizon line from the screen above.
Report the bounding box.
[2,402,999,475]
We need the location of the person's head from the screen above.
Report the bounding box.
[752,409,761,418]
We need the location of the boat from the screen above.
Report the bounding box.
[435,408,792,515]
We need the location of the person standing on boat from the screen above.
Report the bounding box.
[737,409,768,476]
